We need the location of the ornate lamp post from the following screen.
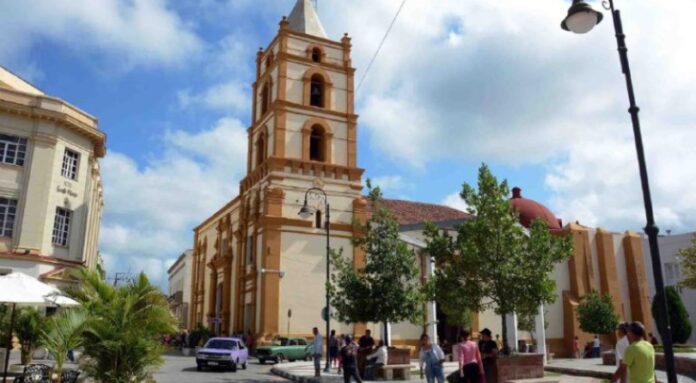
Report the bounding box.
[298,187,331,373]
[560,1,677,382]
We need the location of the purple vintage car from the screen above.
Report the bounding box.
[196,337,249,372]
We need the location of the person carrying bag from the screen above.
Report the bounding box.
[457,330,485,383]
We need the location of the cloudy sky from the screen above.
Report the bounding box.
[1,0,694,288]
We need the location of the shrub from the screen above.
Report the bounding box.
[652,286,692,344]
[576,291,620,335]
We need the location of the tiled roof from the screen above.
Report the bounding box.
[379,199,473,226]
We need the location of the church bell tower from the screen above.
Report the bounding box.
[235,0,366,337]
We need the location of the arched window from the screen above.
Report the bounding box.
[309,125,325,162]
[311,48,322,63]
[255,134,266,166]
[260,83,271,115]
[266,52,273,70]
[310,75,324,107]
[315,210,322,229]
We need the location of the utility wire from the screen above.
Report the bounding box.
[356,0,407,92]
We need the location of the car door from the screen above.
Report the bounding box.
[296,338,308,359]
[238,340,248,362]
[287,339,299,360]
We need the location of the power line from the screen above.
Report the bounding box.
[356,0,408,93]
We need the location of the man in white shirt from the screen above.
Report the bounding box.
[365,340,388,380]
[592,335,601,358]
[312,327,323,378]
[614,323,630,383]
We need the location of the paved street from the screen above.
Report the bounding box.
[153,352,287,383]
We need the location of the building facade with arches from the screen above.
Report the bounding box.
[189,0,367,339]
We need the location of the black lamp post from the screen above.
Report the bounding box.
[561,1,677,382]
[298,187,331,373]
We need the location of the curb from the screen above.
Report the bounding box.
[544,366,612,380]
[271,367,320,383]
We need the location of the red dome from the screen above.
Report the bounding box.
[510,187,562,231]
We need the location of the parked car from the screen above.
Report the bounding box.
[255,337,311,364]
[196,337,249,372]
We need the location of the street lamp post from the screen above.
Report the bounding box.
[298,187,331,373]
[561,1,677,382]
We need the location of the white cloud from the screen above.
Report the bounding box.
[370,175,407,193]
[0,0,202,69]
[441,192,469,213]
[313,0,696,231]
[99,117,248,287]
[178,81,250,113]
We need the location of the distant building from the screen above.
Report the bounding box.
[0,66,105,286]
[168,250,193,328]
[643,232,696,344]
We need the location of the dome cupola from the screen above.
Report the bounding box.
[510,187,562,231]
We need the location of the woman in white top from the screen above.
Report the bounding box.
[419,334,445,383]
[614,323,630,383]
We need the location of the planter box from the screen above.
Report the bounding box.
[387,347,410,365]
[496,353,544,383]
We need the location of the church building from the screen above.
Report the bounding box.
[189,0,656,358]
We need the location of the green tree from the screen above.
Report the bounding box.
[576,291,620,336]
[678,234,696,289]
[16,307,44,365]
[652,286,692,344]
[330,181,425,344]
[39,309,86,382]
[70,269,177,382]
[425,164,572,352]
[0,305,11,349]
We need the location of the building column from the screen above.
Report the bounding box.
[352,197,369,336]
[222,260,232,335]
[207,266,218,328]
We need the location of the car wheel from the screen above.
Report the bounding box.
[277,353,285,363]
[196,364,202,372]
[242,361,247,370]
[230,361,237,372]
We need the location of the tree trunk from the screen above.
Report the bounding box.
[383,322,390,347]
[501,314,509,355]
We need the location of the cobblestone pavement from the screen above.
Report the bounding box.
[153,353,287,383]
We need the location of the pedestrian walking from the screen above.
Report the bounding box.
[329,329,339,370]
[311,327,323,378]
[611,321,656,383]
[592,335,601,358]
[613,323,630,383]
[419,333,445,383]
[246,330,255,356]
[458,330,484,383]
[573,336,580,359]
[358,329,375,378]
[340,335,363,383]
[478,328,497,383]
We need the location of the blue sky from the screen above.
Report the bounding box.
[1,0,695,288]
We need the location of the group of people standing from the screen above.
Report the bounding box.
[312,328,388,383]
[611,321,657,383]
[419,328,498,383]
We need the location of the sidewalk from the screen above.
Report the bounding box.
[545,358,696,383]
[270,361,599,383]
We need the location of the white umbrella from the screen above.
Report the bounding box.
[0,272,79,383]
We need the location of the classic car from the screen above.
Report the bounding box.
[196,337,249,372]
[255,337,312,364]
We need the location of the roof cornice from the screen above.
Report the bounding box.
[0,87,106,157]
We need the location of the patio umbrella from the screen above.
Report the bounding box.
[0,272,79,383]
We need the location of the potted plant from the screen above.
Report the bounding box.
[16,307,44,366]
[40,309,86,383]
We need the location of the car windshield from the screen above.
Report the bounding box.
[205,339,236,350]
[274,337,289,346]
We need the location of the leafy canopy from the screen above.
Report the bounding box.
[425,164,572,349]
[16,307,44,365]
[678,234,696,289]
[652,286,692,344]
[576,291,620,335]
[330,181,425,325]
